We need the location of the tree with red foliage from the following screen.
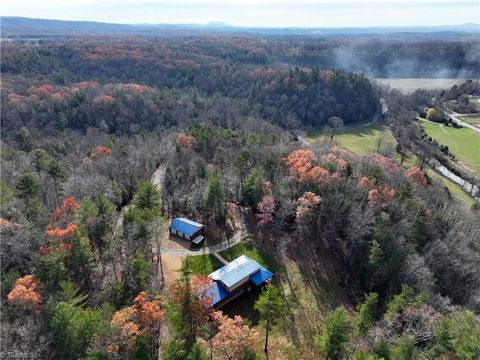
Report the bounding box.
[48,197,80,228]
[7,275,42,314]
[257,195,275,227]
[406,167,428,188]
[373,155,400,174]
[358,177,376,188]
[176,133,196,150]
[27,85,55,96]
[368,186,396,211]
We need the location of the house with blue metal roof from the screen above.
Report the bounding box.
[202,255,273,308]
[170,218,205,244]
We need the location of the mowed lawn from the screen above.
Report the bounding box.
[459,115,480,125]
[469,97,480,111]
[189,237,283,276]
[421,122,480,175]
[307,122,397,155]
[189,254,223,275]
[220,237,283,273]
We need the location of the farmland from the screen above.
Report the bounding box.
[421,122,480,175]
[374,78,468,93]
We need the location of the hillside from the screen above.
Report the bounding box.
[1,19,480,360]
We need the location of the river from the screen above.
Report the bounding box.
[431,160,479,201]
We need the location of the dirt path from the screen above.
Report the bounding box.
[151,164,166,191]
[212,252,229,265]
[159,254,182,285]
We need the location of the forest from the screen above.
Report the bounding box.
[1,27,480,360]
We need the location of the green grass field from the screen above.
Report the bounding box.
[189,237,283,276]
[469,97,480,111]
[220,237,283,273]
[307,122,397,155]
[459,115,480,125]
[421,122,480,175]
[189,254,223,275]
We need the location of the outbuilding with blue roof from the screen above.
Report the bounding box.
[170,218,205,243]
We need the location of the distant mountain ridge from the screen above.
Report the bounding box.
[1,16,479,37]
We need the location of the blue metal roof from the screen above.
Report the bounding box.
[250,267,273,286]
[170,218,203,237]
[201,282,229,305]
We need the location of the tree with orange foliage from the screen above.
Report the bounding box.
[45,222,78,239]
[359,177,376,188]
[108,291,165,357]
[90,146,112,159]
[7,275,42,313]
[211,311,259,360]
[307,166,341,187]
[133,291,165,333]
[0,218,17,229]
[368,186,396,211]
[296,191,321,220]
[322,153,347,172]
[286,149,341,186]
[47,197,80,229]
[45,197,80,246]
[285,149,317,180]
[176,133,196,150]
[92,95,115,105]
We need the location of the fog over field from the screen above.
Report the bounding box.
[374,78,475,93]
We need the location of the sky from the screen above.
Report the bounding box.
[2,0,479,28]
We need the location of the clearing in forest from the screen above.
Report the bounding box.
[307,122,396,155]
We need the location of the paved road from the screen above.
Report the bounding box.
[416,117,450,134]
[446,111,480,134]
[418,114,480,135]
